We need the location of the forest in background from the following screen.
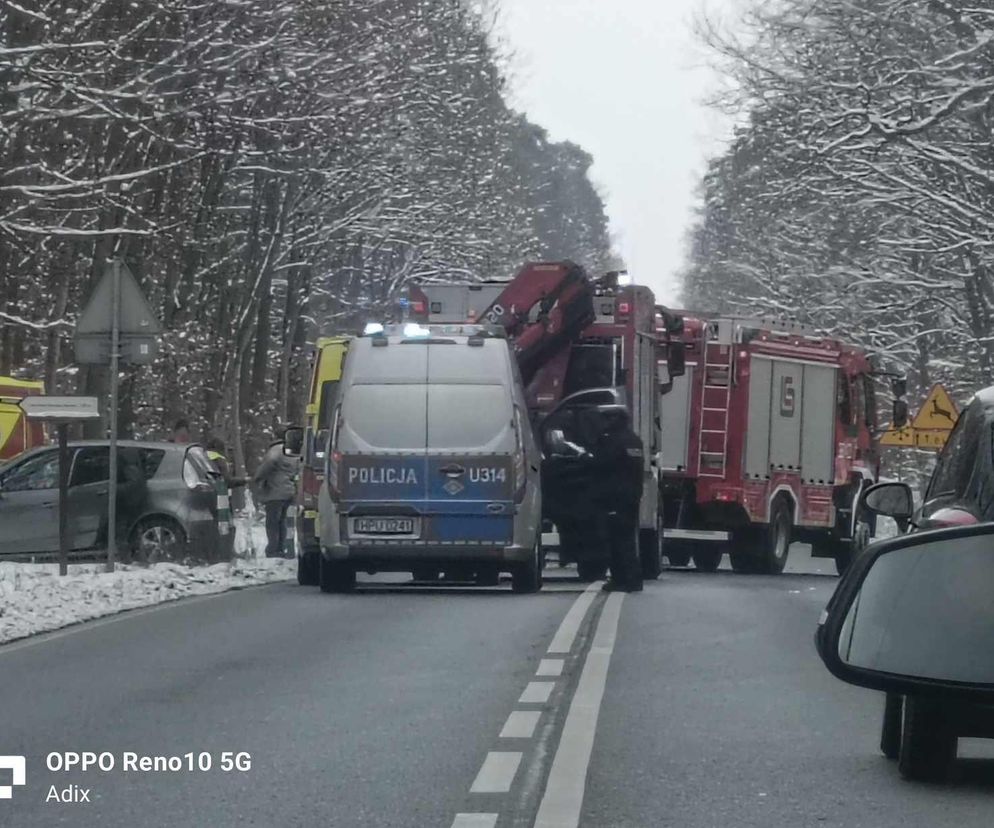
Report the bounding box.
[0,0,613,470]
[682,0,994,484]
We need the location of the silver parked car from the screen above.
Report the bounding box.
[312,323,543,593]
[0,441,234,562]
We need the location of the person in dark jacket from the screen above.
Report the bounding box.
[589,406,644,592]
[253,434,300,558]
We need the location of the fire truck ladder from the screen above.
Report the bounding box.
[698,334,733,479]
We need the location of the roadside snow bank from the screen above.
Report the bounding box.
[0,557,294,645]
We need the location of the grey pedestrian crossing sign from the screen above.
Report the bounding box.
[74,259,162,365]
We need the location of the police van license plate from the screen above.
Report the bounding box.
[351,517,416,535]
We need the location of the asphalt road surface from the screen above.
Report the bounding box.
[1,544,991,828]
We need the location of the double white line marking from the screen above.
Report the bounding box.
[453,583,625,827]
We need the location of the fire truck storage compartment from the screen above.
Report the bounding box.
[422,284,505,322]
[745,358,837,485]
[660,366,694,472]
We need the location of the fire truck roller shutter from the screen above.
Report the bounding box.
[769,361,802,472]
[659,366,693,472]
[745,359,773,479]
[800,365,837,484]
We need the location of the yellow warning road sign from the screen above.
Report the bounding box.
[880,425,915,447]
[911,384,959,431]
[915,430,951,449]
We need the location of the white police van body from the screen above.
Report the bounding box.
[317,324,543,592]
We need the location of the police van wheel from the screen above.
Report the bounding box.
[297,548,320,586]
[319,556,356,594]
[512,539,543,594]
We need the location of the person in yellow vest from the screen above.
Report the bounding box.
[205,437,247,491]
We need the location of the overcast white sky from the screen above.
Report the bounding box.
[497,0,741,305]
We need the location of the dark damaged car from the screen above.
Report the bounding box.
[314,324,543,593]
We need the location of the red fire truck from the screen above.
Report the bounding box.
[659,314,894,575]
[406,262,684,580]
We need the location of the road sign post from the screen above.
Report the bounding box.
[73,259,161,573]
[107,263,122,574]
[18,396,100,576]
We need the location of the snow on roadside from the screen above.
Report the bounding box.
[0,515,293,645]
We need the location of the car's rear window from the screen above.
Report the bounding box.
[343,384,427,450]
[427,385,511,450]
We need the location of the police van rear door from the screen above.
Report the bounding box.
[425,341,516,546]
[337,339,429,540]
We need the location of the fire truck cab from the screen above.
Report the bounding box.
[660,315,882,575]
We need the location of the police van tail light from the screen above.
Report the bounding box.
[327,450,343,502]
[327,405,344,502]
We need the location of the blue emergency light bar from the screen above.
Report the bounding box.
[361,323,506,340]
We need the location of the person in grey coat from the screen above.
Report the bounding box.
[254,434,301,558]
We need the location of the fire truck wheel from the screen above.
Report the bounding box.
[639,528,663,580]
[691,544,722,572]
[758,498,793,575]
[835,518,872,575]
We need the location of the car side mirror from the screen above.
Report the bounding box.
[816,525,994,696]
[543,428,569,456]
[861,481,914,520]
[282,426,304,457]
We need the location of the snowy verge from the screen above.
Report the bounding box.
[0,515,293,645]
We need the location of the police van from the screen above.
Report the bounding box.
[315,323,543,593]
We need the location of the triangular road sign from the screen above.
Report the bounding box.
[76,259,162,335]
[911,384,959,431]
[880,424,915,447]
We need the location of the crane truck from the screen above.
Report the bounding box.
[404,262,685,580]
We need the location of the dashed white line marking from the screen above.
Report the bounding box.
[519,681,555,704]
[547,582,600,654]
[533,592,625,828]
[536,658,565,677]
[500,710,542,739]
[450,814,498,828]
[470,752,522,794]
